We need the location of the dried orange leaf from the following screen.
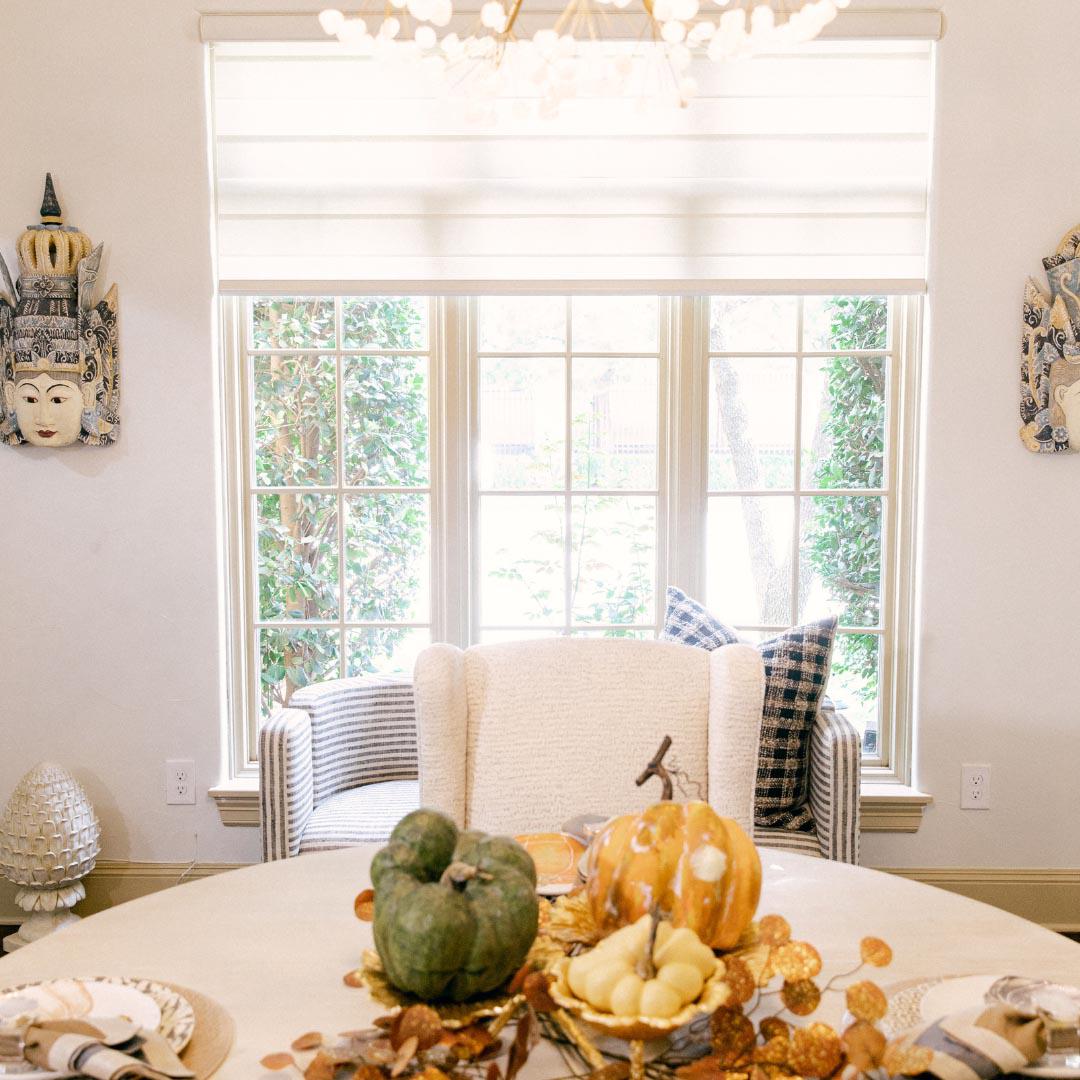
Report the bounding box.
[506,1005,535,1080]
[841,1020,886,1072]
[759,1018,790,1042]
[772,941,822,982]
[355,1067,387,1080]
[752,1036,790,1066]
[391,1035,420,1078]
[304,1052,337,1080]
[882,1038,933,1076]
[487,1063,503,1080]
[415,1068,452,1080]
[523,970,557,1013]
[355,888,376,921]
[723,956,756,1007]
[392,1004,444,1051]
[290,1032,324,1052]
[589,1065,631,1080]
[859,937,893,968]
[260,1053,298,1071]
[450,1024,497,1061]
[507,962,534,995]
[758,915,792,947]
[781,978,821,1017]
[845,980,888,1023]
[343,969,366,988]
[710,1007,757,1066]
[677,1056,748,1080]
[788,1023,842,1078]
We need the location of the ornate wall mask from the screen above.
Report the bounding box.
[1020,223,1080,454]
[0,175,119,447]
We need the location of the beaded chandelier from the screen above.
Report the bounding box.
[319,0,852,110]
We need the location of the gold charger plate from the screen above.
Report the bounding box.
[515,833,587,896]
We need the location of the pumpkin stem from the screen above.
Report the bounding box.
[439,860,493,890]
[635,735,674,801]
[636,906,663,981]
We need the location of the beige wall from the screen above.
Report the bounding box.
[0,0,1077,922]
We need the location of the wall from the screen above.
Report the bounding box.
[0,0,1077,923]
[860,0,1080,872]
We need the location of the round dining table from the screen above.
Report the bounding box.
[2,847,1080,1077]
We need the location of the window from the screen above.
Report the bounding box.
[705,295,904,762]
[476,296,662,642]
[231,296,434,724]
[224,292,919,782]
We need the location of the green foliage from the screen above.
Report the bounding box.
[803,297,888,714]
[253,297,428,716]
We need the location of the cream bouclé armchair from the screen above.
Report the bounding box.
[260,639,861,862]
[412,638,764,835]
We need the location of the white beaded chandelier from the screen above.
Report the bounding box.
[319,0,852,109]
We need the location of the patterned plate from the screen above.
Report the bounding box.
[516,833,588,895]
[0,976,195,1078]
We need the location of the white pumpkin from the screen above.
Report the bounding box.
[566,914,718,1018]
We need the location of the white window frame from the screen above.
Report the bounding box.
[219,291,920,790]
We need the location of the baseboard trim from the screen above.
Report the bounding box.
[0,860,250,925]
[878,866,1080,932]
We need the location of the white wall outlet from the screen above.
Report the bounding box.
[166,759,196,805]
[960,763,991,809]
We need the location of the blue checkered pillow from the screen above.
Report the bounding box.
[659,587,837,833]
[659,587,740,649]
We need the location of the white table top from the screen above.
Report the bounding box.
[3,847,1080,1078]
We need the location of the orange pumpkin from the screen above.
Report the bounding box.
[586,801,761,950]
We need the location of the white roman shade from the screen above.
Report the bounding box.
[209,28,935,293]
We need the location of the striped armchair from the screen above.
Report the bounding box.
[259,674,860,863]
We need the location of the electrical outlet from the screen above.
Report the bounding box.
[960,764,991,809]
[166,759,196,805]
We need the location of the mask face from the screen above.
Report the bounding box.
[11,372,86,446]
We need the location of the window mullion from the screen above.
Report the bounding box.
[667,295,708,601]
[335,298,347,680]
[564,296,573,636]
[791,298,805,628]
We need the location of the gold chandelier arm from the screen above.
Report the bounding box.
[503,0,526,36]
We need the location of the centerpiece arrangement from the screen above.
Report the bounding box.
[262,740,906,1080]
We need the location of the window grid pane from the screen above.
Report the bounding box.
[477,297,661,639]
[706,295,893,759]
[246,296,433,723]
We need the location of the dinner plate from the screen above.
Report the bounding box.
[869,974,1080,1079]
[515,832,587,895]
[0,977,195,1079]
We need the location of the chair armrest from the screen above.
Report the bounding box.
[290,674,418,805]
[808,702,861,864]
[415,644,468,827]
[706,643,765,835]
[259,708,314,861]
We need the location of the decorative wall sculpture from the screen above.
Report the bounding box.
[1020,223,1080,453]
[0,761,101,952]
[0,174,119,447]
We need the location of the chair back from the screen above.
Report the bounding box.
[417,637,734,834]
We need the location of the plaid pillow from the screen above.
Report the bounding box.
[754,618,837,832]
[659,587,740,649]
[658,588,837,833]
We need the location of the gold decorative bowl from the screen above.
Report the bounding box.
[548,955,732,1042]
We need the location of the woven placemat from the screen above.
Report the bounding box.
[164,982,235,1079]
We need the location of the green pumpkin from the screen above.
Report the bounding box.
[371,809,539,1002]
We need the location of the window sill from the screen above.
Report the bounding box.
[859,783,931,832]
[210,779,932,833]
[208,779,260,826]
